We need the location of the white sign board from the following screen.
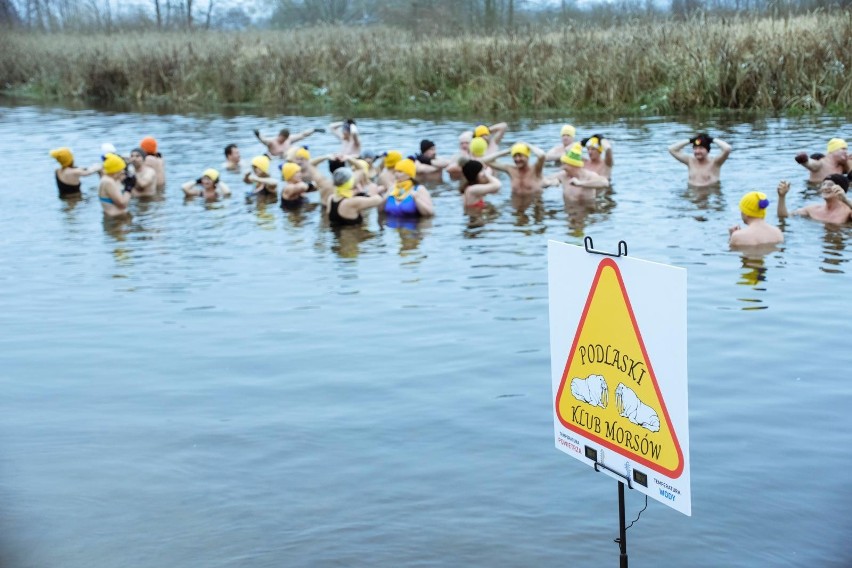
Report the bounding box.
[548,241,691,516]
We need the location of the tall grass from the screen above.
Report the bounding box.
[1,13,850,113]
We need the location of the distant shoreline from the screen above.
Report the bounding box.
[2,15,850,115]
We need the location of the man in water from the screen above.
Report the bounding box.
[545,124,576,162]
[222,144,242,172]
[581,134,613,180]
[548,142,610,202]
[254,127,321,158]
[140,137,166,190]
[445,131,473,181]
[411,139,450,177]
[794,138,848,184]
[127,148,158,197]
[777,174,852,224]
[473,122,508,154]
[482,142,547,195]
[728,191,783,246]
[668,133,732,187]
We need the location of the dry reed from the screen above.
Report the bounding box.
[1,13,850,113]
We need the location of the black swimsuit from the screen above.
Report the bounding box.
[56,173,81,197]
[280,195,306,210]
[328,198,362,225]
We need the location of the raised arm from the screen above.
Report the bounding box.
[219,181,232,196]
[794,152,822,172]
[776,180,792,217]
[181,180,202,197]
[668,139,691,165]
[489,122,508,145]
[289,128,320,144]
[253,129,273,147]
[530,144,547,176]
[466,173,501,198]
[328,122,344,141]
[545,144,565,162]
[482,148,512,173]
[603,139,614,167]
[713,138,732,166]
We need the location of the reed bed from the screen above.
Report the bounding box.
[1,13,850,113]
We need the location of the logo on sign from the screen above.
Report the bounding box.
[554,258,684,477]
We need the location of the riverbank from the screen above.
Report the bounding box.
[1,13,850,114]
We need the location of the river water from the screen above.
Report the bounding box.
[0,102,850,567]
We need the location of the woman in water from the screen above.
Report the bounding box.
[181,169,231,199]
[459,159,501,209]
[49,147,101,197]
[329,119,362,158]
[326,167,383,226]
[383,158,434,218]
[243,155,279,198]
[98,153,132,218]
[279,162,316,209]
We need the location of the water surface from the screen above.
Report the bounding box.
[0,103,850,567]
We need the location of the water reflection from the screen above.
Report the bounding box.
[563,194,616,238]
[330,224,377,259]
[682,182,726,212]
[382,215,432,256]
[247,194,278,230]
[462,203,500,236]
[820,225,851,274]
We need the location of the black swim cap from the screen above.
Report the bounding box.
[825,173,849,193]
[462,160,484,185]
[420,139,436,153]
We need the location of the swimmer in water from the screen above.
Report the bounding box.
[222,144,242,172]
[581,134,613,180]
[795,138,848,184]
[383,158,434,218]
[139,137,166,190]
[668,133,732,187]
[98,153,132,218]
[243,155,279,198]
[728,191,783,246]
[329,119,362,158]
[326,167,383,226]
[253,126,321,158]
[411,139,450,177]
[472,122,508,154]
[445,131,473,181]
[482,142,548,196]
[182,169,231,199]
[777,174,852,224]
[127,148,158,197]
[545,124,577,163]
[290,146,335,203]
[49,147,101,197]
[278,162,317,209]
[547,143,610,202]
[459,159,501,209]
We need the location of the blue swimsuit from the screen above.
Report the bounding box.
[384,190,420,217]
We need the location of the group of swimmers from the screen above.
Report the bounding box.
[48,120,852,247]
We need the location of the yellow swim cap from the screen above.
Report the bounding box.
[384,150,403,169]
[395,158,417,180]
[739,191,770,219]
[295,147,311,160]
[103,153,127,175]
[827,138,847,154]
[586,136,603,153]
[474,125,491,138]
[511,142,530,157]
[202,168,220,183]
[561,124,576,137]
[251,155,271,175]
[470,137,488,158]
[561,143,584,167]
[353,159,370,173]
[50,147,74,167]
[281,162,301,182]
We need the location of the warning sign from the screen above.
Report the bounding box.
[548,241,691,516]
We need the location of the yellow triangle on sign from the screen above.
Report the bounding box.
[555,258,684,478]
